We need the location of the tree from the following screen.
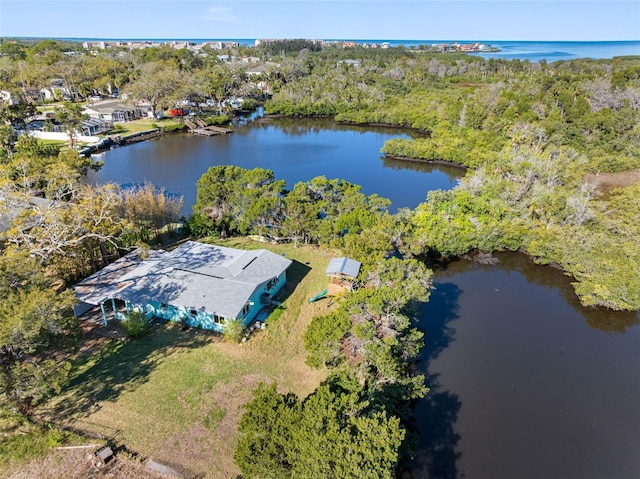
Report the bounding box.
[194,166,285,238]
[0,250,78,416]
[0,124,17,158]
[118,182,183,243]
[235,383,405,479]
[123,61,183,113]
[6,184,131,279]
[0,102,37,158]
[305,256,431,416]
[54,101,88,147]
[235,383,300,479]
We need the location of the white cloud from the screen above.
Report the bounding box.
[201,6,238,23]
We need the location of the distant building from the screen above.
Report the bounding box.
[0,89,19,105]
[337,59,361,68]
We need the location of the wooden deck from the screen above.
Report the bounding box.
[191,125,233,136]
[184,117,232,136]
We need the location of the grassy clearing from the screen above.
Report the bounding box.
[36,139,67,147]
[587,168,640,195]
[109,117,183,135]
[27,239,335,479]
[0,412,90,476]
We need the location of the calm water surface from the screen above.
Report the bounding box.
[412,253,640,479]
[89,116,461,216]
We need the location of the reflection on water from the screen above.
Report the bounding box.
[89,115,463,216]
[412,253,640,479]
[412,282,463,479]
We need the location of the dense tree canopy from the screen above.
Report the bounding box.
[0,250,78,416]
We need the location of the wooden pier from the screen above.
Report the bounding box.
[191,125,233,136]
[184,118,232,136]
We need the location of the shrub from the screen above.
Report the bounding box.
[267,305,286,323]
[223,318,245,343]
[204,114,230,126]
[121,310,149,338]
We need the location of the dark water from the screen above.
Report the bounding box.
[412,253,640,479]
[88,117,461,216]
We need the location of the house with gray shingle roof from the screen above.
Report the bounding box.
[84,100,146,123]
[0,194,52,238]
[73,241,292,332]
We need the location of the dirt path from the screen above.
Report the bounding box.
[587,169,640,194]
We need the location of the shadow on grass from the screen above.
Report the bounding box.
[273,259,312,304]
[49,324,210,420]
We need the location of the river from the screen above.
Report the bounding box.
[92,117,640,478]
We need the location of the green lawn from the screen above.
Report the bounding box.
[38,239,335,478]
[108,117,183,135]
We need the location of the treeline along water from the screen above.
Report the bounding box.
[91,117,640,478]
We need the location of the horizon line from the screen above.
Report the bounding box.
[3,36,639,43]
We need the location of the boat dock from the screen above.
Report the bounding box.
[184,117,233,136]
[78,129,163,156]
[191,125,233,136]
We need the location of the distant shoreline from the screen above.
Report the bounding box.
[7,36,639,43]
[6,37,639,61]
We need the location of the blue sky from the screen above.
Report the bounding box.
[1,1,638,41]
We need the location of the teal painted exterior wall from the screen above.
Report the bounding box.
[142,301,226,333]
[130,270,288,333]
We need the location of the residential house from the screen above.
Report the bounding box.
[337,59,361,68]
[73,241,292,332]
[81,117,112,136]
[22,87,44,104]
[246,64,269,77]
[0,194,52,239]
[84,100,145,123]
[0,89,19,105]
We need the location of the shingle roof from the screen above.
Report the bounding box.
[73,241,292,319]
[325,257,361,279]
[0,195,52,234]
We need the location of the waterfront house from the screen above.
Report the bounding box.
[73,241,292,332]
[84,100,145,123]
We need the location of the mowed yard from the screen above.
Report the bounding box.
[34,239,336,478]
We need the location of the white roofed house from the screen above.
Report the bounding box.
[73,241,292,332]
[84,100,145,123]
[0,89,20,105]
